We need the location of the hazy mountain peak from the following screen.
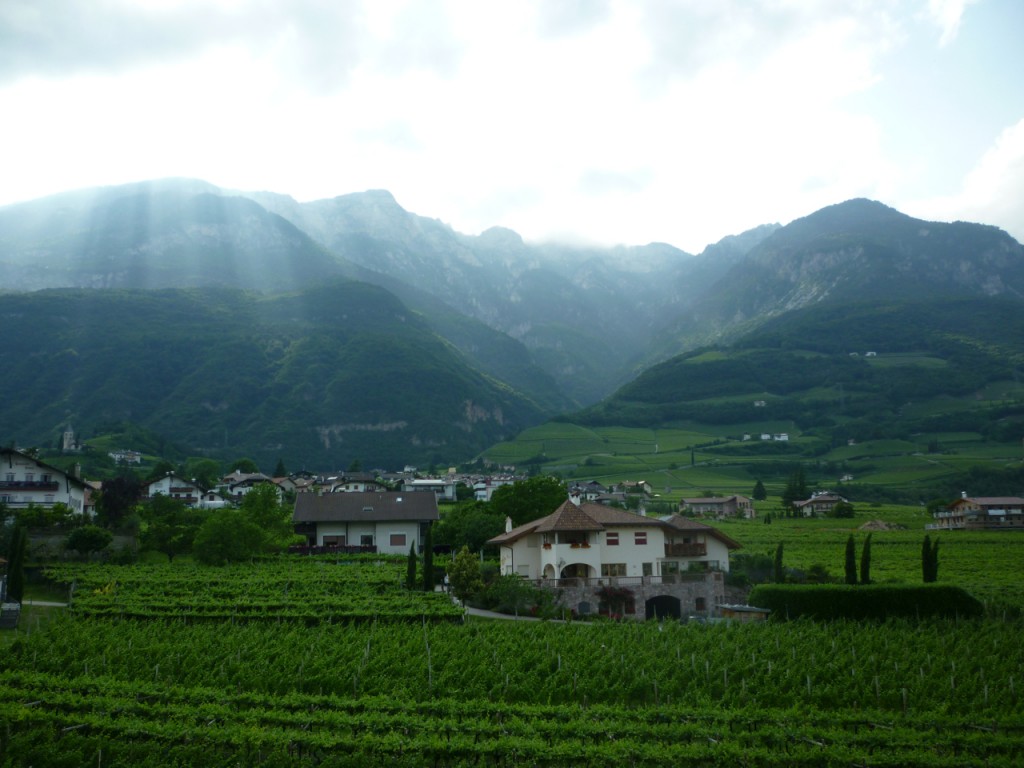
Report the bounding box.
[477,226,525,249]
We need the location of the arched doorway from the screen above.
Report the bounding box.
[645,594,682,620]
[559,563,593,582]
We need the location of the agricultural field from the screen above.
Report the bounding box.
[484,420,1024,503]
[1,552,1022,766]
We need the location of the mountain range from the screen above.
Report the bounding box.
[1,180,1022,470]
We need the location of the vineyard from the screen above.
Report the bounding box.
[1,557,1022,766]
[42,558,463,623]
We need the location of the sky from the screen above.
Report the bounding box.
[1,0,1022,254]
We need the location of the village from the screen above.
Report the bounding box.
[4,443,1023,623]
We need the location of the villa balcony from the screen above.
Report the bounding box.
[0,480,60,492]
[664,542,706,557]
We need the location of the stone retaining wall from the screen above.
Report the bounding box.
[546,572,725,620]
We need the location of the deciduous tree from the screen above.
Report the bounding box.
[447,545,483,604]
[489,476,566,527]
[65,525,113,559]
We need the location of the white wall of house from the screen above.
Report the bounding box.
[500,524,732,579]
[315,521,421,554]
[0,453,86,515]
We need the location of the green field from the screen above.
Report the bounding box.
[484,420,1024,504]
[2,553,1023,766]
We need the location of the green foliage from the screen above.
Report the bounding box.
[749,584,984,620]
[421,524,434,592]
[489,475,566,527]
[447,545,483,603]
[433,501,506,551]
[4,523,27,603]
[94,474,142,530]
[922,535,940,583]
[752,479,767,501]
[190,485,296,566]
[780,468,807,513]
[844,535,857,585]
[139,495,206,562]
[13,502,75,529]
[475,574,552,616]
[830,500,855,518]
[0,285,550,472]
[192,510,265,566]
[860,533,872,585]
[64,525,113,558]
[405,542,416,590]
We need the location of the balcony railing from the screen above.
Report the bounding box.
[0,480,60,491]
[665,542,706,557]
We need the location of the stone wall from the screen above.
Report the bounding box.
[545,572,725,620]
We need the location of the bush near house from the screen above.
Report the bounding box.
[749,584,983,620]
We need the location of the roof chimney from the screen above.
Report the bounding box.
[505,516,512,533]
[961,491,967,499]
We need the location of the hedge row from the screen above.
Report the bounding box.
[747,584,984,620]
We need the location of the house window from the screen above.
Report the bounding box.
[601,563,627,577]
[642,562,653,577]
[606,531,619,546]
[41,474,51,483]
[323,535,345,546]
[390,533,407,547]
[634,531,647,545]
[4,474,12,482]
[44,495,55,504]
[695,597,707,612]
[360,534,374,547]
[25,473,33,482]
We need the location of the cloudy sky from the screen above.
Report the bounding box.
[1,0,1022,253]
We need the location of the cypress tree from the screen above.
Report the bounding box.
[860,532,872,585]
[5,524,27,604]
[406,541,417,590]
[922,535,940,583]
[752,480,767,501]
[844,534,858,585]
[422,523,434,592]
[925,537,939,583]
[773,542,784,583]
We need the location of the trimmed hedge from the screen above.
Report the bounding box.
[748,584,983,620]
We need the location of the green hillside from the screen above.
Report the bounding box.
[0,282,549,470]
[486,298,1024,501]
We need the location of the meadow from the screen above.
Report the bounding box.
[485,418,1024,502]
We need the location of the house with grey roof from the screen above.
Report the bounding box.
[292,491,439,555]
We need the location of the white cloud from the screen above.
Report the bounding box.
[0,0,1016,252]
[923,0,977,46]
[909,118,1024,242]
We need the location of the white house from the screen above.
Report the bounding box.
[401,477,456,502]
[679,495,756,519]
[0,448,88,516]
[144,473,203,506]
[488,499,740,581]
[292,491,439,555]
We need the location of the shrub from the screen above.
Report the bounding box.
[748,584,983,620]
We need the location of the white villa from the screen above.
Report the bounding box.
[487,500,741,620]
[489,499,739,581]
